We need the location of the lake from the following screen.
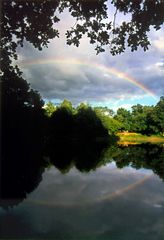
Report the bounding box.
[0,143,164,239]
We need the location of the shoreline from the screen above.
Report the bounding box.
[117,132,164,145]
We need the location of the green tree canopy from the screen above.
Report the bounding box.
[154,96,164,134]
[114,107,132,131]
[44,101,56,117]
[94,107,122,133]
[60,99,74,113]
[131,104,148,133]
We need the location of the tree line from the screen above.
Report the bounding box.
[1,68,163,208]
[1,0,164,209]
[0,72,113,208]
[45,97,164,136]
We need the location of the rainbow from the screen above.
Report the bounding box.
[26,174,153,208]
[18,58,156,99]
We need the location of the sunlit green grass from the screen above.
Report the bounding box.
[117,132,164,144]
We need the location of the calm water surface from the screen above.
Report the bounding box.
[1,144,164,239]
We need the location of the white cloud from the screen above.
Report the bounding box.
[153,37,164,52]
[113,104,133,111]
[145,61,164,74]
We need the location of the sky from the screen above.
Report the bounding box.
[16,6,164,111]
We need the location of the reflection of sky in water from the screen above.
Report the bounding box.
[27,164,154,206]
[1,163,164,239]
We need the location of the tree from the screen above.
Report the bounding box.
[154,96,164,135]
[130,104,147,133]
[1,0,59,71]
[141,106,156,135]
[94,107,122,133]
[76,102,89,111]
[114,108,132,131]
[75,104,109,140]
[1,0,164,74]
[60,99,74,113]
[1,69,46,208]
[130,104,163,135]
[1,68,44,111]
[1,70,46,160]
[62,0,164,54]
[49,102,74,138]
[44,101,56,117]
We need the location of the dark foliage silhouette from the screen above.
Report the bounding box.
[75,105,109,140]
[1,0,164,210]
[46,139,111,173]
[45,102,113,173]
[0,68,46,208]
[1,70,113,208]
[1,0,163,74]
[113,144,164,181]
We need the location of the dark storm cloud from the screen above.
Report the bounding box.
[23,65,86,99]
[16,23,164,105]
[21,57,140,104]
[143,75,164,96]
[103,45,164,98]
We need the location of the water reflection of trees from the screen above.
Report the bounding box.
[0,140,111,208]
[112,144,164,181]
[1,69,112,208]
[48,143,164,181]
[1,141,164,209]
[48,140,111,173]
[1,0,164,211]
[1,139,45,209]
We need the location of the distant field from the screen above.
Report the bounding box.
[117,132,164,145]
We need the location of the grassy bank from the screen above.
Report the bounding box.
[117,132,164,145]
